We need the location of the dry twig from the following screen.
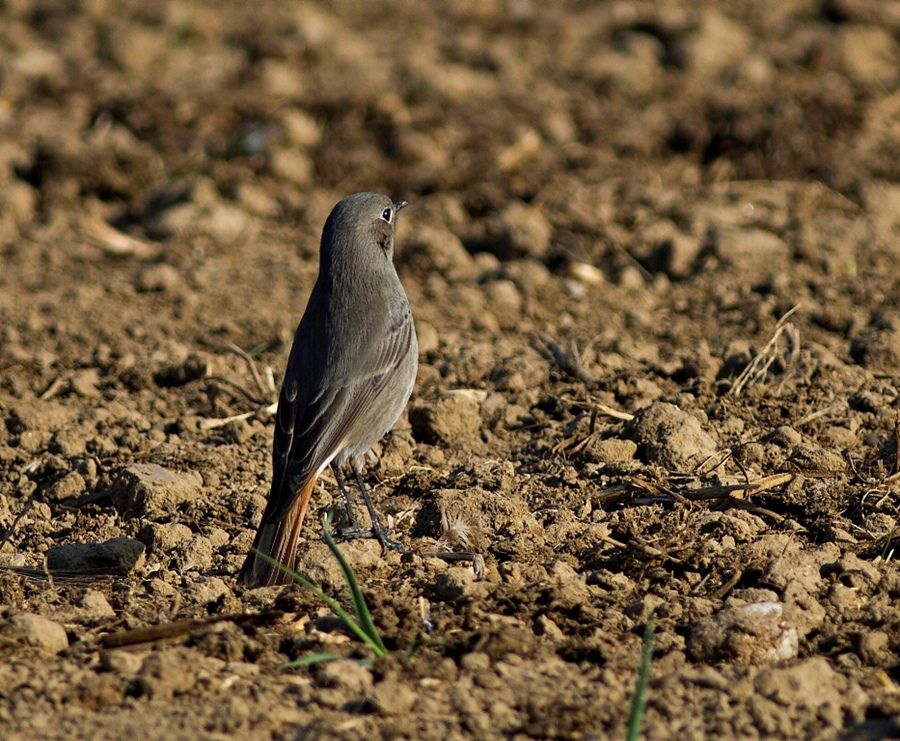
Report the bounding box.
[729,305,801,397]
[535,334,595,385]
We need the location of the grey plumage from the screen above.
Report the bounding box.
[238,192,418,587]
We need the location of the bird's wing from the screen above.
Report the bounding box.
[269,310,415,517]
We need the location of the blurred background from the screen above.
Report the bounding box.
[1,2,899,739]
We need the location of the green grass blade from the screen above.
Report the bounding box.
[625,617,655,741]
[321,514,387,656]
[251,549,381,654]
[280,652,341,669]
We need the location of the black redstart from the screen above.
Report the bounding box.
[238,192,418,587]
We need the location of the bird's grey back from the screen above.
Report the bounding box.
[270,191,417,512]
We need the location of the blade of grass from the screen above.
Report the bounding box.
[625,617,655,741]
[251,549,385,657]
[280,652,342,669]
[321,514,387,655]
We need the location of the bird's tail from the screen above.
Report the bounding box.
[237,475,318,587]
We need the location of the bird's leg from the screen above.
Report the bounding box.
[350,460,409,553]
[330,462,365,534]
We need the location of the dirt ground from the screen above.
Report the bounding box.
[1,0,899,738]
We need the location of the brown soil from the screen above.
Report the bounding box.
[2,1,900,739]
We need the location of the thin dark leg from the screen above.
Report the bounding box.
[350,460,409,553]
[330,463,361,531]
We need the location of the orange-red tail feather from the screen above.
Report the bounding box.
[237,475,318,587]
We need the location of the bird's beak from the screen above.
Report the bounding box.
[394,200,409,212]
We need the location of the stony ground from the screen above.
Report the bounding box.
[1,1,899,739]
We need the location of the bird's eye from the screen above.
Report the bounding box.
[380,207,393,224]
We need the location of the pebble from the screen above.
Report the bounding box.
[78,590,116,619]
[483,279,523,329]
[625,402,717,470]
[45,471,86,502]
[316,659,373,694]
[110,463,202,518]
[416,320,440,355]
[688,601,798,664]
[3,613,69,654]
[135,650,197,699]
[410,390,486,447]
[138,522,194,554]
[484,202,553,260]
[46,537,146,575]
[135,264,183,293]
[402,225,479,281]
[271,148,313,187]
[172,535,215,572]
[373,679,417,715]
[584,438,638,465]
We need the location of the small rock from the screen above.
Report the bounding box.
[204,204,250,244]
[377,430,415,477]
[416,320,439,355]
[837,24,897,87]
[850,324,900,373]
[135,649,197,699]
[864,512,896,538]
[206,527,231,548]
[183,576,231,605]
[753,657,843,710]
[281,109,322,148]
[11,48,66,81]
[483,279,523,329]
[504,258,552,295]
[548,561,593,608]
[236,182,280,217]
[373,679,417,715]
[858,630,890,665]
[401,225,479,281]
[70,368,101,398]
[152,354,208,388]
[679,9,751,78]
[460,651,491,672]
[135,264,183,293]
[50,428,88,457]
[7,399,76,434]
[294,541,346,592]
[712,226,789,281]
[4,613,68,654]
[316,659,373,694]
[625,402,717,470]
[688,601,798,664]
[270,148,313,187]
[78,590,116,619]
[3,180,37,228]
[788,442,848,474]
[172,536,215,572]
[748,536,840,593]
[410,390,486,447]
[138,522,194,554]
[484,202,553,260]
[45,471,86,502]
[110,463,202,518]
[432,566,484,600]
[100,650,144,676]
[771,425,802,448]
[258,59,306,98]
[634,219,703,278]
[584,438,638,464]
[536,614,564,640]
[46,537,146,575]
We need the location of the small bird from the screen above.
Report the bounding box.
[238,192,418,587]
